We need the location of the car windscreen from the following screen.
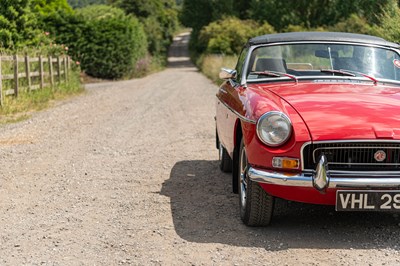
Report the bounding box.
[246,43,400,82]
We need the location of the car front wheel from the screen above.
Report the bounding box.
[238,138,274,226]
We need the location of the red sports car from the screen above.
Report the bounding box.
[216,32,400,226]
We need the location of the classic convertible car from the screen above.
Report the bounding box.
[216,32,400,226]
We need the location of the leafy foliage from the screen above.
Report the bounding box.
[75,5,147,79]
[248,0,392,31]
[234,0,251,19]
[328,14,380,36]
[27,0,75,56]
[37,6,85,57]
[67,0,107,8]
[38,4,148,79]
[181,0,400,60]
[375,0,400,42]
[198,17,275,55]
[113,0,179,55]
[33,0,73,14]
[0,0,43,49]
[180,0,234,32]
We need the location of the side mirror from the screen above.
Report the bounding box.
[219,68,237,80]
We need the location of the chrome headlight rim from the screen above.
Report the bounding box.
[256,111,292,147]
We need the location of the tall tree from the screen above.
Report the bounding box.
[180,0,235,32]
[234,0,251,19]
[180,0,213,32]
[249,0,393,31]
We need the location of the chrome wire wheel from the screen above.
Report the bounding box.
[238,138,275,226]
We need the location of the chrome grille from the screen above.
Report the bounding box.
[302,142,400,171]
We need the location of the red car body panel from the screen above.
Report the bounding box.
[258,184,337,205]
[217,80,400,205]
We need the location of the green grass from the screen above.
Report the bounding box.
[197,54,238,84]
[0,71,83,123]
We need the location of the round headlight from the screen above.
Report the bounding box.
[256,111,292,146]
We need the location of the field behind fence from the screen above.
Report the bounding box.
[0,55,71,106]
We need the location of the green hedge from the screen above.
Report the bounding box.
[115,0,179,56]
[76,5,147,79]
[0,0,43,49]
[198,17,275,55]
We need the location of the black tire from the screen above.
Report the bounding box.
[232,144,239,194]
[238,139,274,226]
[219,141,232,172]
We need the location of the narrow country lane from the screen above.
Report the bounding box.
[0,32,398,265]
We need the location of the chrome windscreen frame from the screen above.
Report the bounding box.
[240,41,400,86]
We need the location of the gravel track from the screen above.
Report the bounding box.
[0,32,399,265]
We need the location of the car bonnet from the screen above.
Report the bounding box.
[262,82,400,141]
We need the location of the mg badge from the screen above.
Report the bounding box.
[374,150,386,162]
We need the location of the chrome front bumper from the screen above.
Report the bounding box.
[248,155,400,191]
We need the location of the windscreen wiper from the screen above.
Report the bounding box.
[320,69,356,77]
[251,71,298,83]
[321,69,378,85]
[337,69,378,85]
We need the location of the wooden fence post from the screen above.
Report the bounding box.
[57,56,61,84]
[0,58,3,106]
[64,57,68,82]
[25,55,31,91]
[49,56,54,88]
[13,54,18,97]
[39,55,44,89]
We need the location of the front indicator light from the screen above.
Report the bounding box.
[272,157,299,169]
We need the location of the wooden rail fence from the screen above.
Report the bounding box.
[0,55,71,106]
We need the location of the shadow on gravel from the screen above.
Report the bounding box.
[161,160,400,251]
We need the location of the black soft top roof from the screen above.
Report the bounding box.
[248,32,399,48]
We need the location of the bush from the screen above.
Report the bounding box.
[115,0,179,56]
[328,14,380,36]
[198,17,275,55]
[76,5,147,79]
[375,2,400,42]
[36,6,85,58]
[281,14,381,36]
[33,0,73,15]
[281,24,326,33]
[0,0,44,49]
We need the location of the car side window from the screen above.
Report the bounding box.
[235,47,249,83]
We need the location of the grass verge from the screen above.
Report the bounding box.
[196,54,238,84]
[0,71,83,124]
